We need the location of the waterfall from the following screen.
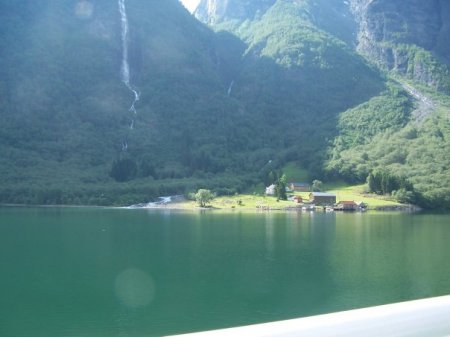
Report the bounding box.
[118,0,139,114]
[227,80,234,96]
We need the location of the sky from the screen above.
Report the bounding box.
[179,0,201,13]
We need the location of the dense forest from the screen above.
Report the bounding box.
[0,0,449,208]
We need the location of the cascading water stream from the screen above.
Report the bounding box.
[227,80,234,96]
[118,0,139,150]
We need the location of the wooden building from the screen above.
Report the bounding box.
[334,201,358,211]
[309,192,336,206]
[290,182,311,192]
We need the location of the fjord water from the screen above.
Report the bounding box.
[1,208,449,337]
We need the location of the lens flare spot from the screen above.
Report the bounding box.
[115,268,155,308]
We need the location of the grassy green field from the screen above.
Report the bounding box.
[165,182,403,211]
[166,194,295,210]
[325,183,402,208]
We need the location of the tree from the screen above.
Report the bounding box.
[110,159,137,182]
[373,170,383,194]
[393,188,416,204]
[275,174,287,200]
[367,172,376,193]
[381,171,390,194]
[195,189,215,207]
[264,170,278,187]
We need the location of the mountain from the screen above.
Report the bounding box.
[0,0,449,208]
[197,0,450,208]
[333,0,450,208]
[196,0,385,170]
[195,0,450,95]
[0,0,252,204]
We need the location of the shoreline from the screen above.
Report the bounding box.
[124,202,422,213]
[0,202,423,213]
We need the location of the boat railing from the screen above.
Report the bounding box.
[166,295,450,337]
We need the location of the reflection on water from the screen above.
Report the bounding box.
[0,208,449,337]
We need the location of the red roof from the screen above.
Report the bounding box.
[339,201,357,205]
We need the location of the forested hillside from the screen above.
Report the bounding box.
[0,0,252,204]
[200,0,385,170]
[196,0,450,208]
[328,0,450,208]
[0,0,449,208]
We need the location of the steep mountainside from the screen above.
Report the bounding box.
[0,0,252,204]
[196,0,450,208]
[0,0,448,207]
[338,0,450,207]
[0,0,383,205]
[197,0,385,169]
[350,0,450,92]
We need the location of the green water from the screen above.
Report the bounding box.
[0,207,449,337]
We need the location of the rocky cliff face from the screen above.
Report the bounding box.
[350,0,450,91]
[195,0,276,24]
[352,0,443,51]
[196,0,450,91]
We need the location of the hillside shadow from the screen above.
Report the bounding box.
[211,30,386,172]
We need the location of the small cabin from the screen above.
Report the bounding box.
[290,182,311,192]
[335,201,358,211]
[309,192,336,206]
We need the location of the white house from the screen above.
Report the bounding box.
[265,184,276,196]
